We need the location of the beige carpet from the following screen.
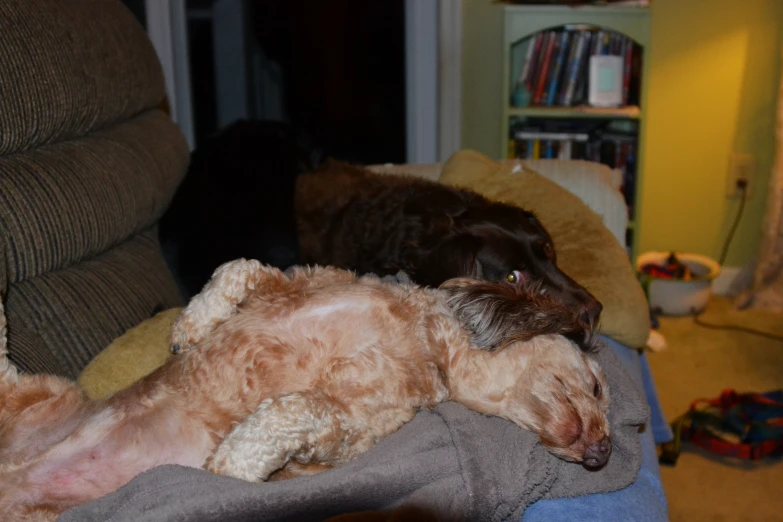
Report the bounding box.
[647,296,783,522]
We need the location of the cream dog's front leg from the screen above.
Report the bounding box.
[169,259,283,353]
[206,392,351,482]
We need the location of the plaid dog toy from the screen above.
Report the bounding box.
[660,389,783,465]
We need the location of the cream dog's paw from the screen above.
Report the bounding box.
[170,259,264,354]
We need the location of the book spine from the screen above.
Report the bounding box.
[517,139,529,159]
[534,31,557,105]
[540,31,561,105]
[546,31,571,106]
[532,139,541,159]
[622,38,633,105]
[593,30,604,56]
[514,131,589,141]
[559,140,572,160]
[574,31,594,105]
[558,30,579,106]
[562,31,587,106]
[529,32,549,94]
[518,33,540,89]
[544,140,554,159]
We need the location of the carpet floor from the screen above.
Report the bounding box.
[647,296,783,522]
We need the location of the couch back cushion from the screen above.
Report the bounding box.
[0,0,165,156]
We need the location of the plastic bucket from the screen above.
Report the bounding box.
[636,251,721,316]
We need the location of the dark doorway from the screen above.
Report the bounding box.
[185,0,406,165]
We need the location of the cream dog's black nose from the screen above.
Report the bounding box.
[583,436,612,469]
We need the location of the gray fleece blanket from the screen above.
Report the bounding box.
[60,273,650,522]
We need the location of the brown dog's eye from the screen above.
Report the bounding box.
[593,381,602,398]
[506,270,522,284]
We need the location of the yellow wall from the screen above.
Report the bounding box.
[461,0,782,267]
[639,0,781,267]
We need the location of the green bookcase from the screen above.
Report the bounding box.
[501,4,651,259]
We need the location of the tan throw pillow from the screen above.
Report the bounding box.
[439,150,650,348]
[78,307,182,399]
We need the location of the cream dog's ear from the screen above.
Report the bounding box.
[439,277,594,351]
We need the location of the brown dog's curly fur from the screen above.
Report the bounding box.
[296,160,603,350]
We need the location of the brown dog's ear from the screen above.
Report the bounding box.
[440,278,596,351]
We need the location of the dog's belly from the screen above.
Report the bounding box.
[275,292,410,365]
[253,289,445,419]
[5,405,213,514]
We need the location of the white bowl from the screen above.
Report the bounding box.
[636,251,721,316]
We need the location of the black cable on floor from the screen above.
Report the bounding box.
[692,312,783,342]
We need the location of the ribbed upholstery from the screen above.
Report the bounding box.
[6,229,183,378]
[0,110,188,283]
[0,0,188,377]
[0,0,165,155]
[5,321,61,377]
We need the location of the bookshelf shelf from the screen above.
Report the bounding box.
[508,105,641,119]
[501,4,650,259]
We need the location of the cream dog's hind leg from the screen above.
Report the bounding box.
[206,391,352,482]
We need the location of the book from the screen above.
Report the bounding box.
[518,32,542,90]
[514,131,589,142]
[533,31,557,105]
[624,143,637,218]
[623,39,635,105]
[558,30,581,105]
[563,31,590,106]
[546,31,571,106]
[558,140,572,160]
[572,31,593,105]
[541,33,563,106]
[514,28,641,108]
[528,31,551,95]
[593,30,605,56]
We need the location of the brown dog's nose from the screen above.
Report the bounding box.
[583,436,612,469]
[580,300,603,328]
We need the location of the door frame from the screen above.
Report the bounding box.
[405,0,462,164]
[144,0,195,150]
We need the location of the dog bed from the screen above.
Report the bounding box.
[68,275,649,521]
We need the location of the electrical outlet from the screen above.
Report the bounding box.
[726,153,756,199]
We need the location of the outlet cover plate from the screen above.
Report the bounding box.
[726,153,756,198]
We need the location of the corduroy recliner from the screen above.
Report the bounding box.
[0,0,187,378]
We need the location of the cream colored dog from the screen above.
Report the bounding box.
[0,260,610,520]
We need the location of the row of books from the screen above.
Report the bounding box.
[507,128,638,219]
[513,27,642,107]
